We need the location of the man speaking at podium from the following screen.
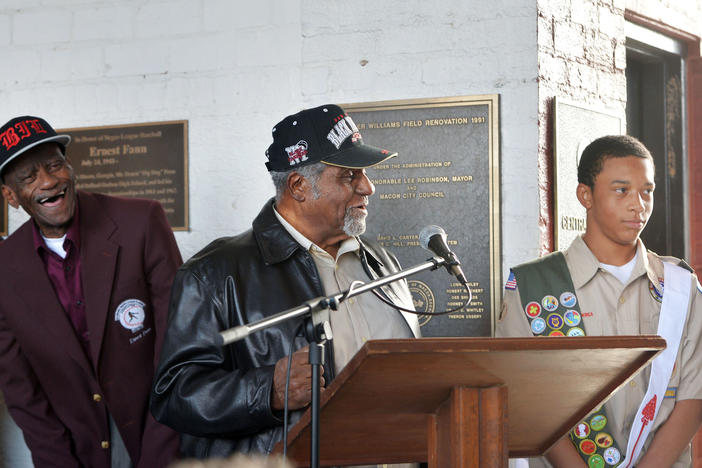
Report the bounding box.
[152,104,420,464]
[497,135,702,467]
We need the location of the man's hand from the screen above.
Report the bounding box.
[545,435,588,468]
[636,399,702,467]
[271,346,326,411]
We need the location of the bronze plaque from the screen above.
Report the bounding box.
[346,96,500,337]
[554,99,624,250]
[59,121,189,230]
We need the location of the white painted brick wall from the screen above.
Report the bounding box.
[627,0,702,37]
[1,0,539,265]
[13,9,72,45]
[0,15,10,46]
[73,5,135,42]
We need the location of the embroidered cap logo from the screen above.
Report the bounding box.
[0,118,47,151]
[326,115,360,149]
[285,140,309,166]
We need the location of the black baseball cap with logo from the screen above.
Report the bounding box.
[265,104,397,172]
[0,116,71,178]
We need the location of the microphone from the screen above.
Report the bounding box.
[419,225,468,285]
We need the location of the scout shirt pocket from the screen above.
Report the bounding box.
[110,276,153,347]
[638,278,662,335]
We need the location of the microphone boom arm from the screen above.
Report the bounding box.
[217,256,446,346]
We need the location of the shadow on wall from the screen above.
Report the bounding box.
[0,394,32,468]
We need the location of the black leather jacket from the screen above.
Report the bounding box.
[151,199,416,458]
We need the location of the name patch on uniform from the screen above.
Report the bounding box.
[115,299,146,332]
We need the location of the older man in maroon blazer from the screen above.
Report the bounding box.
[0,116,181,467]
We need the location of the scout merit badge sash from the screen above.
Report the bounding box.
[511,252,625,467]
[620,261,690,467]
[511,253,692,468]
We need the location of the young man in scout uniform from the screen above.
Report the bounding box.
[496,135,702,467]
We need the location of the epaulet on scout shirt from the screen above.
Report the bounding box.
[649,249,691,272]
[650,250,701,295]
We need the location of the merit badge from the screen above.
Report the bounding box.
[525,301,542,318]
[588,454,605,468]
[560,291,577,308]
[542,295,559,312]
[603,447,621,465]
[549,330,565,336]
[590,414,607,431]
[595,432,613,448]
[563,309,581,327]
[648,278,664,303]
[665,386,677,399]
[530,317,547,335]
[566,327,585,337]
[114,299,146,331]
[505,271,517,290]
[579,439,597,455]
[574,422,591,439]
[547,313,564,330]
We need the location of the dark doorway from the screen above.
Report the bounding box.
[626,39,685,258]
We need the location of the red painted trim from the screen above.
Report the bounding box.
[689,57,702,275]
[624,10,700,54]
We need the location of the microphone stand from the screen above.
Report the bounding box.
[216,256,446,468]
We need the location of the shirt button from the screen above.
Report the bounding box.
[76,300,82,306]
[630,381,636,387]
[101,441,110,449]
[93,394,102,402]
[619,297,626,304]
[64,265,71,271]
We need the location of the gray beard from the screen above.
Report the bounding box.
[343,208,366,237]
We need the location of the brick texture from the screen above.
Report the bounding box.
[536,0,627,254]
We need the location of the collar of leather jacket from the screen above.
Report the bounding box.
[252,198,386,270]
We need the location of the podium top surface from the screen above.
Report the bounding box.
[282,336,664,465]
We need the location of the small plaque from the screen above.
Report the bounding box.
[554,99,624,250]
[60,121,189,230]
[346,95,500,337]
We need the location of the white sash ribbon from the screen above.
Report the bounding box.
[622,262,692,467]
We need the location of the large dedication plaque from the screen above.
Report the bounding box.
[346,96,500,337]
[60,121,189,230]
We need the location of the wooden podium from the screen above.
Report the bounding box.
[277,336,665,467]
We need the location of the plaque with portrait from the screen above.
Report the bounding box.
[345,95,500,337]
[59,121,189,230]
[554,98,624,250]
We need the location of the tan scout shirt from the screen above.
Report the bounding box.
[496,235,702,468]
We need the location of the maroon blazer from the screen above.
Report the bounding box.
[0,191,181,467]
